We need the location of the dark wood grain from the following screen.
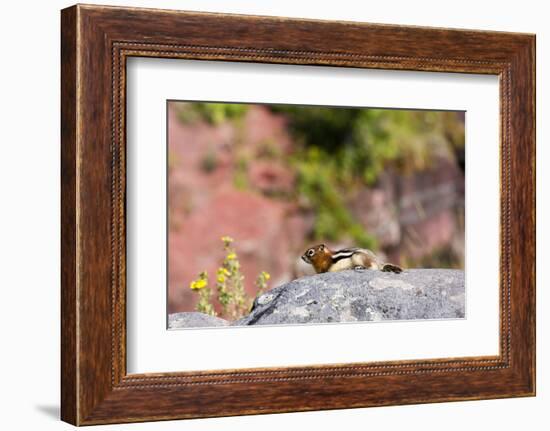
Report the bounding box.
[61,4,535,425]
[60,5,78,425]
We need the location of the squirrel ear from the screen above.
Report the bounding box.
[319,244,325,250]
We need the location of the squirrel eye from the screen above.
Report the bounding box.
[307,249,314,257]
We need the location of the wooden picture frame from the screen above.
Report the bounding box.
[61,4,535,425]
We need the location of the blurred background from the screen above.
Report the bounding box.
[168,101,465,314]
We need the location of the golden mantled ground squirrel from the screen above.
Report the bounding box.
[301,244,403,274]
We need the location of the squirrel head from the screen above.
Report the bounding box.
[301,244,332,272]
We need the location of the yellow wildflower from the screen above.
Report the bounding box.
[263,272,271,280]
[217,274,225,283]
[190,278,207,290]
[226,252,237,260]
[221,236,234,244]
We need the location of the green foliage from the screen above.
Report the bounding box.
[178,102,248,125]
[294,150,377,248]
[272,105,463,247]
[276,106,462,184]
[177,101,464,259]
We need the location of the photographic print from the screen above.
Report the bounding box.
[167,101,466,329]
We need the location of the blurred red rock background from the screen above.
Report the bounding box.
[168,102,465,314]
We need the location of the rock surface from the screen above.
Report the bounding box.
[168,269,465,328]
[233,269,464,326]
[168,311,229,329]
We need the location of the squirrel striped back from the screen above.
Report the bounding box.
[301,244,402,274]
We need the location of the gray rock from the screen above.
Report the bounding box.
[168,312,229,329]
[233,269,464,326]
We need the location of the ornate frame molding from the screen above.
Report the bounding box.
[61,5,534,425]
